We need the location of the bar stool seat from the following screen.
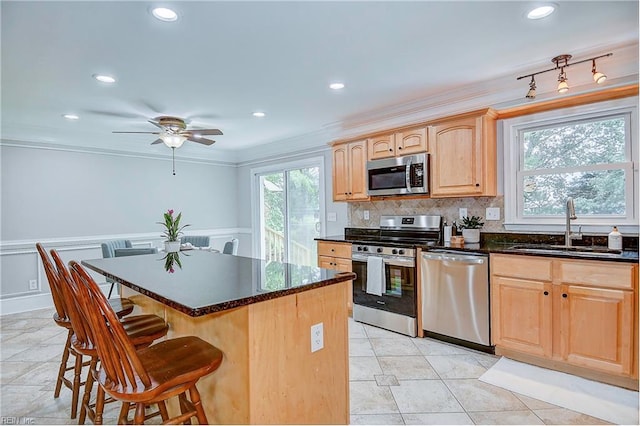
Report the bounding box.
[70,260,224,425]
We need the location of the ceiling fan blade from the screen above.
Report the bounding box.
[151,139,163,145]
[85,109,144,119]
[113,131,161,134]
[191,129,223,136]
[148,119,165,130]
[187,136,215,146]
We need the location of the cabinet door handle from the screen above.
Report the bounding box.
[475,183,480,187]
[389,148,393,152]
[543,291,549,296]
[398,146,403,150]
[562,293,568,298]
[330,249,335,252]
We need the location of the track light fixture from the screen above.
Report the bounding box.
[517,52,612,99]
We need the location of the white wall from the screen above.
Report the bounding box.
[0,144,244,311]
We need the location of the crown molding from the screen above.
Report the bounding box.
[0,139,239,167]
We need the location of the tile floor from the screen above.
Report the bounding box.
[0,308,611,425]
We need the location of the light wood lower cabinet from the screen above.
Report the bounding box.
[491,254,638,388]
[317,241,353,312]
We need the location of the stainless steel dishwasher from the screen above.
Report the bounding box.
[421,250,491,349]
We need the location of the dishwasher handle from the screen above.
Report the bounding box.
[422,252,487,264]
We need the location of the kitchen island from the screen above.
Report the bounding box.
[82,250,355,424]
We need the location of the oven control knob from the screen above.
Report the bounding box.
[392,249,398,255]
[377,248,383,253]
[398,249,405,255]
[357,246,362,251]
[363,247,369,252]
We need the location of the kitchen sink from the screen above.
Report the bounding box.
[509,245,623,258]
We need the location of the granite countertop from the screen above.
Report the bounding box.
[82,250,355,317]
[316,234,639,263]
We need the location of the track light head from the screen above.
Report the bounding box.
[557,68,569,93]
[526,76,537,99]
[592,59,607,84]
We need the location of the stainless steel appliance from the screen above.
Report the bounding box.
[367,153,428,196]
[351,215,441,337]
[421,250,491,350]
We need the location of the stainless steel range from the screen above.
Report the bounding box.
[350,215,441,337]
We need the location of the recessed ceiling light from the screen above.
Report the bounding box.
[253,112,266,117]
[152,7,178,22]
[62,114,79,120]
[329,83,345,90]
[93,74,116,84]
[527,4,556,19]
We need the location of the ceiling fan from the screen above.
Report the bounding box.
[113,116,223,175]
[113,116,223,148]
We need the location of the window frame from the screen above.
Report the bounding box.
[503,97,638,234]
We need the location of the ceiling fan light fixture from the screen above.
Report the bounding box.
[152,7,178,21]
[160,133,187,148]
[93,74,116,84]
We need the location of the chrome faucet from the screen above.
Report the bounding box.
[565,197,582,247]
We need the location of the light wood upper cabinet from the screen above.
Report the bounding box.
[491,254,637,382]
[332,140,368,201]
[368,127,427,161]
[429,109,497,197]
[368,134,396,160]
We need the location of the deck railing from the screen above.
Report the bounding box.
[264,227,313,266]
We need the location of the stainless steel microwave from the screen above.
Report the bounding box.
[367,153,428,196]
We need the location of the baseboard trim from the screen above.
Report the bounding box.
[0,282,114,316]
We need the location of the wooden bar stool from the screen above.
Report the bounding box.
[36,243,135,419]
[50,249,170,425]
[70,261,224,425]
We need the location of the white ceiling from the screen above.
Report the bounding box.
[2,1,639,163]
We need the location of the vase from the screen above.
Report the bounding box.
[164,240,181,253]
[461,229,480,243]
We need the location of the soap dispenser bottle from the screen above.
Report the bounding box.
[608,226,623,250]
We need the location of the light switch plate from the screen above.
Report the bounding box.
[364,210,370,220]
[327,212,337,222]
[311,323,324,352]
[486,207,500,220]
[459,208,468,219]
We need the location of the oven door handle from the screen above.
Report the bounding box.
[352,254,415,267]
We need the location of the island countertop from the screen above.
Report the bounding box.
[82,250,355,317]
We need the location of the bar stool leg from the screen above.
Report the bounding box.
[94,386,106,425]
[55,330,73,398]
[71,350,84,419]
[157,401,169,422]
[190,385,208,425]
[117,402,130,425]
[134,403,145,424]
[79,356,98,424]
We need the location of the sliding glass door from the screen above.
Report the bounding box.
[253,158,324,271]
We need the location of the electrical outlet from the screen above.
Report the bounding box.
[311,322,324,352]
[327,212,337,222]
[364,210,370,220]
[486,207,501,220]
[459,208,468,219]
[29,279,38,290]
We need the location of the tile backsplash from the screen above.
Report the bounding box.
[348,196,505,232]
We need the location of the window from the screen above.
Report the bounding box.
[503,98,638,233]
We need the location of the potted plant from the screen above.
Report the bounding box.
[158,209,189,253]
[459,215,484,243]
